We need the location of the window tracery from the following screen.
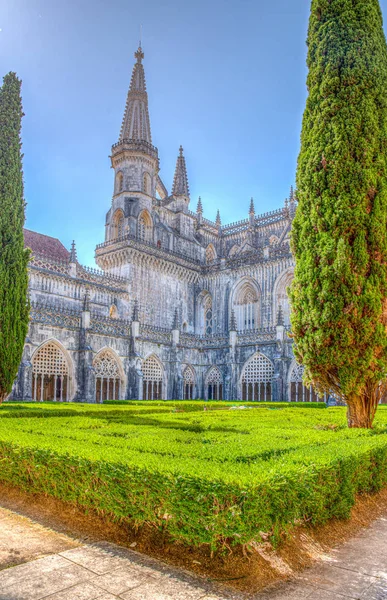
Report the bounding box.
[234,282,259,331]
[204,294,213,335]
[183,366,195,399]
[289,363,322,402]
[142,355,163,400]
[94,350,122,402]
[205,244,216,264]
[241,353,273,401]
[206,367,223,400]
[116,171,124,193]
[138,210,152,242]
[32,343,70,402]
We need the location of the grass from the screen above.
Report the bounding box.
[1,401,387,550]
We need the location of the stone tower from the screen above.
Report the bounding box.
[104,46,160,247]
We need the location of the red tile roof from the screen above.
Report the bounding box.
[23,229,70,262]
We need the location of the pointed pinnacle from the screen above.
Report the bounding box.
[196,196,203,214]
[69,240,77,263]
[172,145,190,197]
[83,289,90,312]
[289,185,295,202]
[216,210,221,227]
[249,197,255,215]
[132,299,139,322]
[277,305,284,327]
[172,307,179,330]
[230,309,237,332]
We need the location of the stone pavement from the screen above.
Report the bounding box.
[1,503,387,599]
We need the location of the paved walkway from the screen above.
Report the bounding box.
[1,504,387,599]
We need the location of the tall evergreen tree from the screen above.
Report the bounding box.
[0,73,30,403]
[290,0,387,428]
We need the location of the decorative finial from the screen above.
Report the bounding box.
[172,145,190,197]
[196,196,203,214]
[172,307,179,330]
[289,185,295,202]
[249,197,255,215]
[277,305,284,327]
[69,240,77,263]
[179,145,184,157]
[230,309,237,332]
[135,46,144,64]
[132,299,139,322]
[215,209,221,228]
[83,289,90,312]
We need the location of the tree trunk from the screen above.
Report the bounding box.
[346,390,379,428]
[0,391,8,405]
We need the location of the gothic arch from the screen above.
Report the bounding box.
[183,364,196,399]
[205,243,217,264]
[230,277,261,331]
[93,347,125,403]
[31,339,75,402]
[112,209,125,240]
[196,290,213,335]
[287,359,322,402]
[138,209,153,242]
[141,354,165,400]
[240,352,274,401]
[143,172,152,195]
[273,267,294,327]
[205,366,223,400]
[115,171,124,194]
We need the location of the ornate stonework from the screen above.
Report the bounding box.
[11,45,324,403]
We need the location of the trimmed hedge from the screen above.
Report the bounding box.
[0,402,387,550]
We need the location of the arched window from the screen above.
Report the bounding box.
[116,171,124,194]
[143,172,152,195]
[234,281,260,331]
[112,210,124,240]
[109,305,118,319]
[206,244,216,264]
[32,342,70,402]
[138,210,152,242]
[142,355,163,400]
[204,294,213,335]
[288,363,322,402]
[274,269,294,327]
[183,366,195,399]
[241,353,274,401]
[93,350,123,403]
[206,367,223,400]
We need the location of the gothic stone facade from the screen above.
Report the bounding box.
[12,47,319,404]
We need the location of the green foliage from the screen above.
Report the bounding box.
[290,0,387,420]
[1,402,387,549]
[0,73,30,402]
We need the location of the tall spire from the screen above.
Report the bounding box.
[215,210,221,229]
[119,47,152,143]
[249,197,255,216]
[196,196,203,214]
[69,240,77,263]
[172,146,190,197]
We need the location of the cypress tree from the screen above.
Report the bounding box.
[290,0,387,428]
[0,73,30,403]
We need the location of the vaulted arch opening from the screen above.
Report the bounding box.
[206,367,223,400]
[112,209,125,240]
[138,210,152,242]
[143,172,152,195]
[115,171,124,194]
[273,268,294,327]
[32,341,73,402]
[231,278,261,331]
[288,362,323,402]
[93,349,124,403]
[241,352,274,401]
[196,291,213,335]
[183,365,195,399]
[205,244,217,264]
[142,355,164,400]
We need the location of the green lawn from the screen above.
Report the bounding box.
[1,401,387,550]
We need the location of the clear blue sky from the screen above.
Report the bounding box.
[1,0,387,266]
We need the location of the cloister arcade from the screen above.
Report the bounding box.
[183,365,195,399]
[206,367,223,400]
[32,341,72,402]
[93,349,124,403]
[241,352,274,401]
[142,355,164,400]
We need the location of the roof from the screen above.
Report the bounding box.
[23,229,70,262]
